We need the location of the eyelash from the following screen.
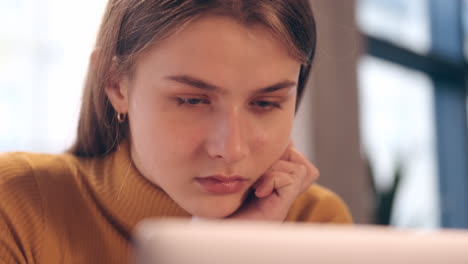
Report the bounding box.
[249,100,282,111]
[175,97,282,111]
[176,97,210,106]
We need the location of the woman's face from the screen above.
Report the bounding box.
[116,15,301,218]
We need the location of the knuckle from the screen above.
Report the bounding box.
[298,164,307,174]
[314,167,320,179]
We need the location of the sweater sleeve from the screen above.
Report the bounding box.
[0,153,44,264]
[285,184,353,224]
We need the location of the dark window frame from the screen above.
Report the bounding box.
[362,0,468,228]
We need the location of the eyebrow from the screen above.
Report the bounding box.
[165,74,297,94]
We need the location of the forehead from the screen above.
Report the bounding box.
[133,15,301,90]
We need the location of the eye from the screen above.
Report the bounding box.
[250,100,282,111]
[176,97,210,106]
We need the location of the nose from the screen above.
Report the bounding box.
[205,107,249,164]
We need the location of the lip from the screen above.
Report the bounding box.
[195,175,248,195]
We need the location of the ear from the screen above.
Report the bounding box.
[104,55,130,114]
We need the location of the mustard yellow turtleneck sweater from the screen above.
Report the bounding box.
[0,141,352,263]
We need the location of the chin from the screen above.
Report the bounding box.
[187,196,244,219]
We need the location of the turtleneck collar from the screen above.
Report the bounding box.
[82,140,191,232]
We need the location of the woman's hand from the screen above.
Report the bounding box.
[227,142,319,221]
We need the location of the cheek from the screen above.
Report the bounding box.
[131,111,207,161]
[250,115,293,165]
[254,125,290,151]
[130,115,208,184]
[256,111,294,143]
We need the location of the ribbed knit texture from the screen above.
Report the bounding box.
[0,141,352,263]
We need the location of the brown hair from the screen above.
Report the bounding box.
[69,0,316,157]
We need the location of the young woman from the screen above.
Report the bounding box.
[0,0,352,263]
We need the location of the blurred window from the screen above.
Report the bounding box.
[357,0,468,229]
[356,0,431,54]
[0,0,107,153]
[358,56,439,228]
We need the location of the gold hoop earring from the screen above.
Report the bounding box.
[117,112,127,123]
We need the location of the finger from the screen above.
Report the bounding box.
[288,149,320,182]
[271,160,310,185]
[280,141,294,161]
[272,172,294,194]
[252,176,263,189]
[271,160,302,177]
[276,151,319,193]
[254,172,274,198]
[255,170,294,198]
[289,148,311,168]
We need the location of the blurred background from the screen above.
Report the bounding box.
[1,0,467,229]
